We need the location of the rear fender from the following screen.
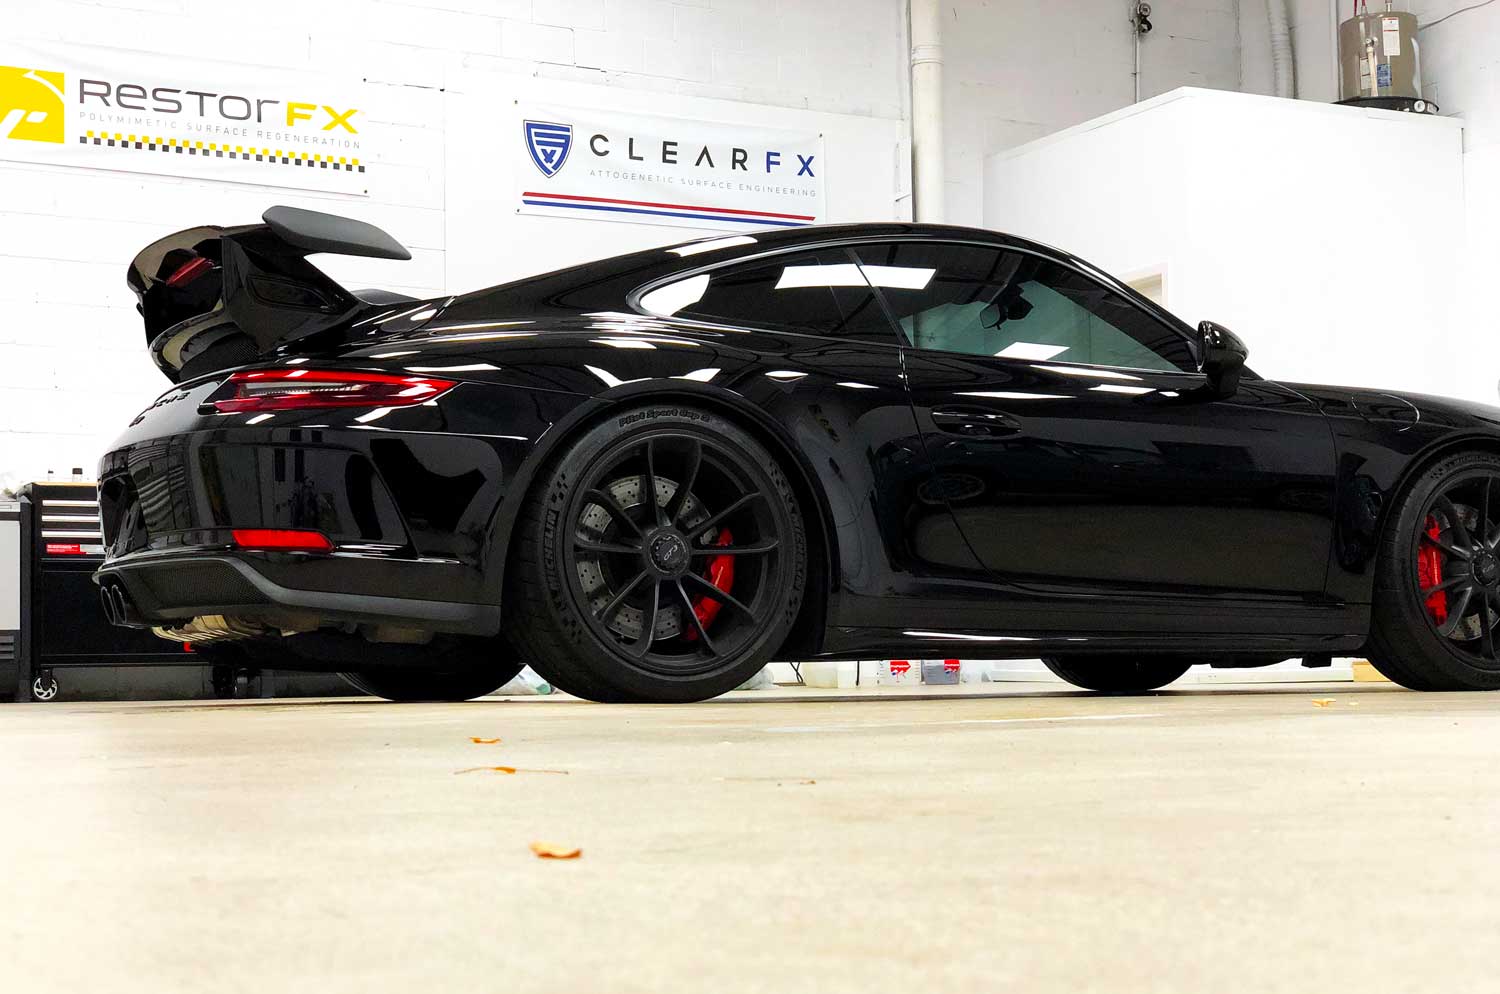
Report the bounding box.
[481,383,841,637]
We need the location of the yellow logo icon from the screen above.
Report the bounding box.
[0,65,65,144]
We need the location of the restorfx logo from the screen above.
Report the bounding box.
[0,65,65,143]
[74,76,360,137]
[523,119,816,179]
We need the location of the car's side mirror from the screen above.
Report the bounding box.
[1198,320,1248,398]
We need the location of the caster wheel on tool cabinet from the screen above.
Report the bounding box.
[31,671,59,702]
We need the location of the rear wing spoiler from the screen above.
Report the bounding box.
[127,206,414,382]
[259,206,411,261]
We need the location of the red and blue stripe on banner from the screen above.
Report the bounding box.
[521,191,815,227]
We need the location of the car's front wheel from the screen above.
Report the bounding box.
[506,406,807,703]
[1367,449,1500,690]
[1041,655,1192,692]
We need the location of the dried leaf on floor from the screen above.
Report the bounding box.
[1312,698,1336,707]
[470,737,502,744]
[456,765,517,775]
[530,841,581,859]
[454,766,570,776]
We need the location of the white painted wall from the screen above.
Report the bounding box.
[1238,0,1341,101]
[984,88,1468,397]
[1410,0,1500,405]
[1235,1,1500,403]
[941,0,1244,225]
[0,0,908,489]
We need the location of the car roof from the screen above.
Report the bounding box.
[434,221,1181,337]
[449,223,1061,302]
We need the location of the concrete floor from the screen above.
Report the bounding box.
[1,682,1497,993]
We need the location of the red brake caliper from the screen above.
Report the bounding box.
[685,528,734,640]
[1418,514,1449,625]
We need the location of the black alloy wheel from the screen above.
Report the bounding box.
[1040,655,1191,693]
[336,635,524,702]
[1370,451,1500,690]
[507,406,806,703]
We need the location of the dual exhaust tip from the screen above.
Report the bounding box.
[98,580,145,629]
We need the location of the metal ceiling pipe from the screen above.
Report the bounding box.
[1268,0,1297,97]
[909,0,945,222]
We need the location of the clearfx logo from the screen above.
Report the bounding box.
[525,120,572,177]
[0,65,65,143]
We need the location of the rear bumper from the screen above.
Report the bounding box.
[96,551,500,636]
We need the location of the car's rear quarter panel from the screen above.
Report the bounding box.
[98,371,580,606]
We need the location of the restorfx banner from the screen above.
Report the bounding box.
[0,42,374,195]
[515,104,825,231]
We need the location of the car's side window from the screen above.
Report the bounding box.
[850,242,1196,373]
[636,250,898,345]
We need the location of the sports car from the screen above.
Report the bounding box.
[94,206,1500,700]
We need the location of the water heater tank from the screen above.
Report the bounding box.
[1339,10,1421,102]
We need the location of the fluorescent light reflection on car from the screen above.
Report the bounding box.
[902,631,1038,641]
[592,336,702,349]
[668,235,757,257]
[639,274,709,315]
[1033,365,1142,381]
[424,320,534,333]
[1090,384,1155,395]
[425,331,538,344]
[586,365,652,389]
[995,342,1069,360]
[956,390,1069,400]
[774,263,935,291]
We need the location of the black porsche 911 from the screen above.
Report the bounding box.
[94,206,1500,701]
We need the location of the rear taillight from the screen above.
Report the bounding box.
[232,529,334,553]
[208,369,457,414]
[166,255,215,287]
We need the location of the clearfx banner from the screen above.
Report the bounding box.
[0,42,373,195]
[515,104,826,231]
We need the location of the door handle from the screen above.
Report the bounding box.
[931,407,1022,438]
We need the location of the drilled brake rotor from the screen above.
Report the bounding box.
[575,476,714,641]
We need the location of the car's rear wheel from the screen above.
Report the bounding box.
[1041,655,1192,692]
[506,406,806,703]
[1367,450,1500,691]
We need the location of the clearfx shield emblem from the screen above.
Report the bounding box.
[0,65,65,143]
[524,120,571,177]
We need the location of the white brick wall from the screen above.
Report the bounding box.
[0,0,907,488]
[0,0,1257,483]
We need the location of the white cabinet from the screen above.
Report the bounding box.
[984,87,1469,400]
